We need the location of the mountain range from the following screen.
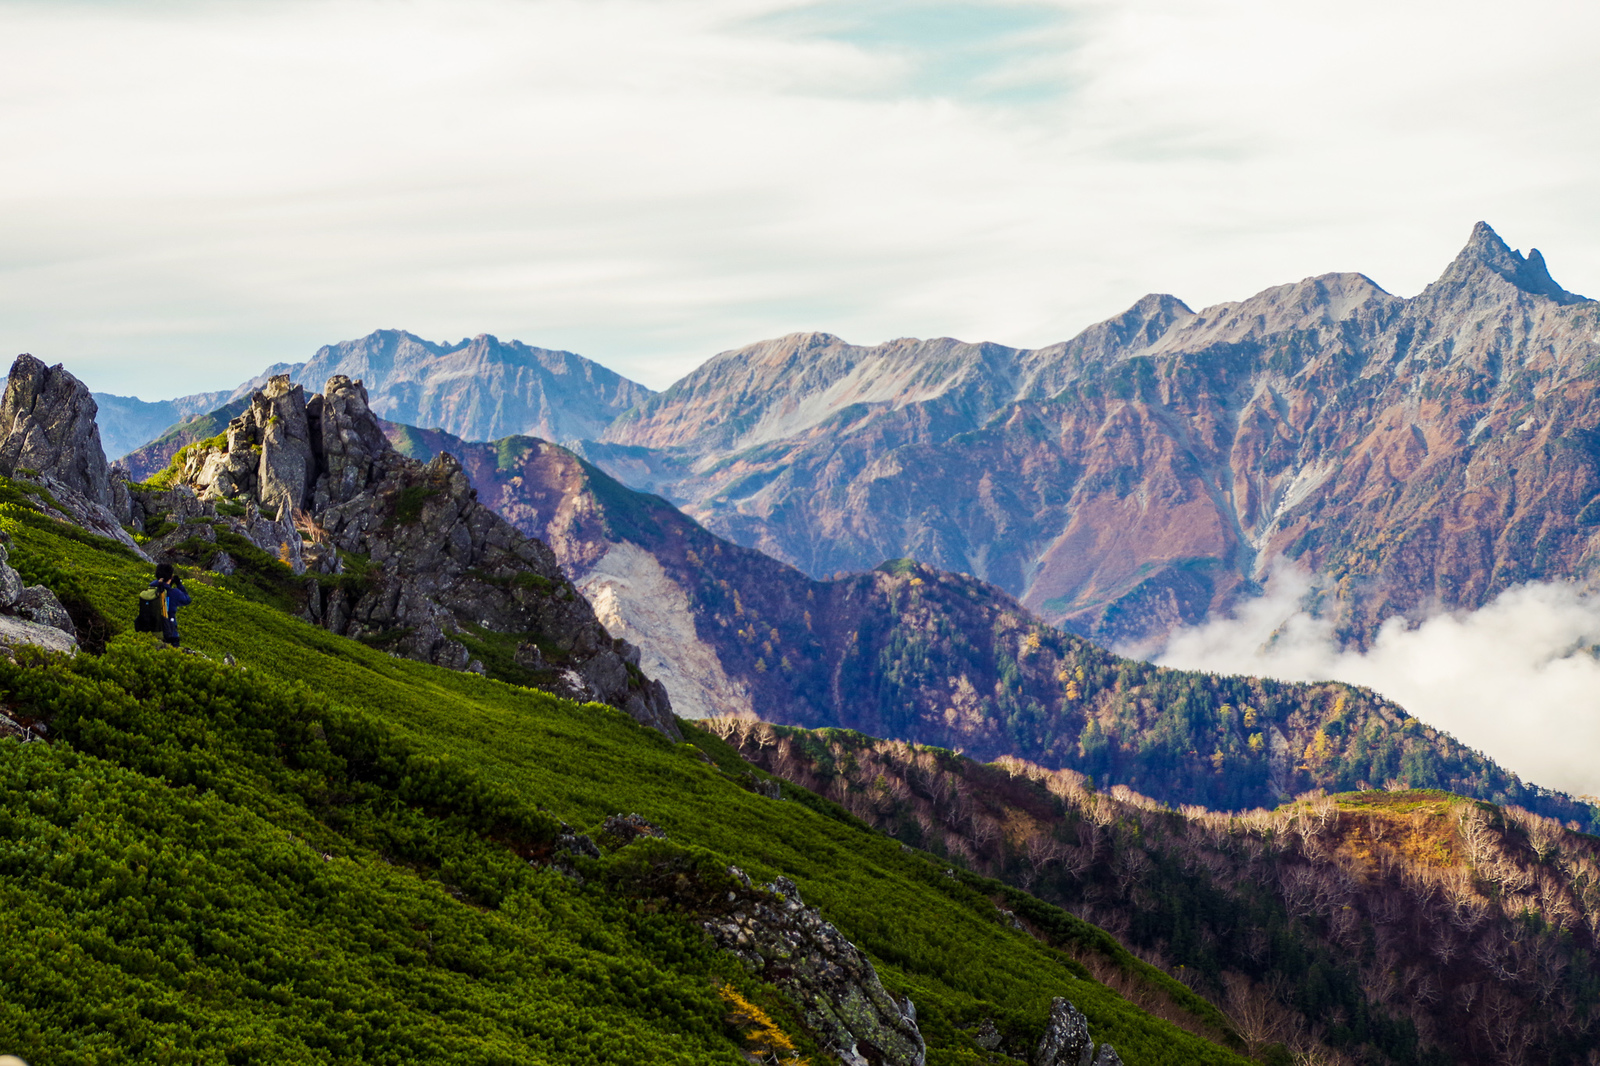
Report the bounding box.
[583,222,1598,647]
[7,223,1600,1064]
[101,331,650,463]
[379,421,1596,830]
[107,223,1600,653]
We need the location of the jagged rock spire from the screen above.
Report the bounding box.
[0,354,114,506]
[1437,221,1589,304]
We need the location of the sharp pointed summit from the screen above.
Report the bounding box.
[1438,220,1589,304]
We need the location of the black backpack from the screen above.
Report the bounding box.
[135,587,165,633]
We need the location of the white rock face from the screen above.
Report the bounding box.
[579,542,752,720]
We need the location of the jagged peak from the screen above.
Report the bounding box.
[1436,221,1589,305]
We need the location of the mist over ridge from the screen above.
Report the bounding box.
[1140,565,1600,798]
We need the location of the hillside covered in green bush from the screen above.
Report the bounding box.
[0,482,1248,1065]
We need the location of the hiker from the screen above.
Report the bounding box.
[140,562,192,647]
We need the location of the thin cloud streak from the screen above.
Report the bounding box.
[0,0,1596,396]
[1140,566,1600,800]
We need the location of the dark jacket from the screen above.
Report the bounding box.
[151,579,191,643]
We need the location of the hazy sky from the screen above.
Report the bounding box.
[3,0,1599,398]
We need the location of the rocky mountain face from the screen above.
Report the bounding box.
[0,353,118,507]
[387,423,1597,828]
[103,329,654,468]
[297,330,654,445]
[586,223,1600,647]
[715,722,1600,1066]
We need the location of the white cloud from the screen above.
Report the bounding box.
[1142,565,1600,799]
[0,0,1597,397]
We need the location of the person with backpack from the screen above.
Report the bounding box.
[136,562,192,647]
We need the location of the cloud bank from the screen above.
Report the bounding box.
[1142,566,1600,799]
[1,0,1598,397]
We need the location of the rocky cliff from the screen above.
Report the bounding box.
[0,354,116,507]
[119,369,676,738]
[588,223,1600,647]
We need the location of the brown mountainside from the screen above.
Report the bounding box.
[712,720,1600,1066]
[587,223,1600,646]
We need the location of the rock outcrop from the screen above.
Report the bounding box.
[0,539,76,658]
[705,867,926,1066]
[151,372,676,738]
[1034,997,1093,1066]
[1034,997,1119,1066]
[0,354,114,507]
[0,354,148,561]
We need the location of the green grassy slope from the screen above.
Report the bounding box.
[0,485,1249,1066]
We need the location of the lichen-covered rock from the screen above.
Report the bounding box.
[705,867,926,1066]
[1090,1043,1122,1066]
[1035,997,1094,1066]
[598,813,666,850]
[0,613,76,658]
[0,354,113,507]
[12,585,74,636]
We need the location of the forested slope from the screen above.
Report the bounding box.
[714,720,1600,1065]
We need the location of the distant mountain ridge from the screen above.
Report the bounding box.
[587,222,1600,646]
[110,223,1600,650]
[99,330,653,462]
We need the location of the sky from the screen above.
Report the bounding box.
[2,0,1598,399]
